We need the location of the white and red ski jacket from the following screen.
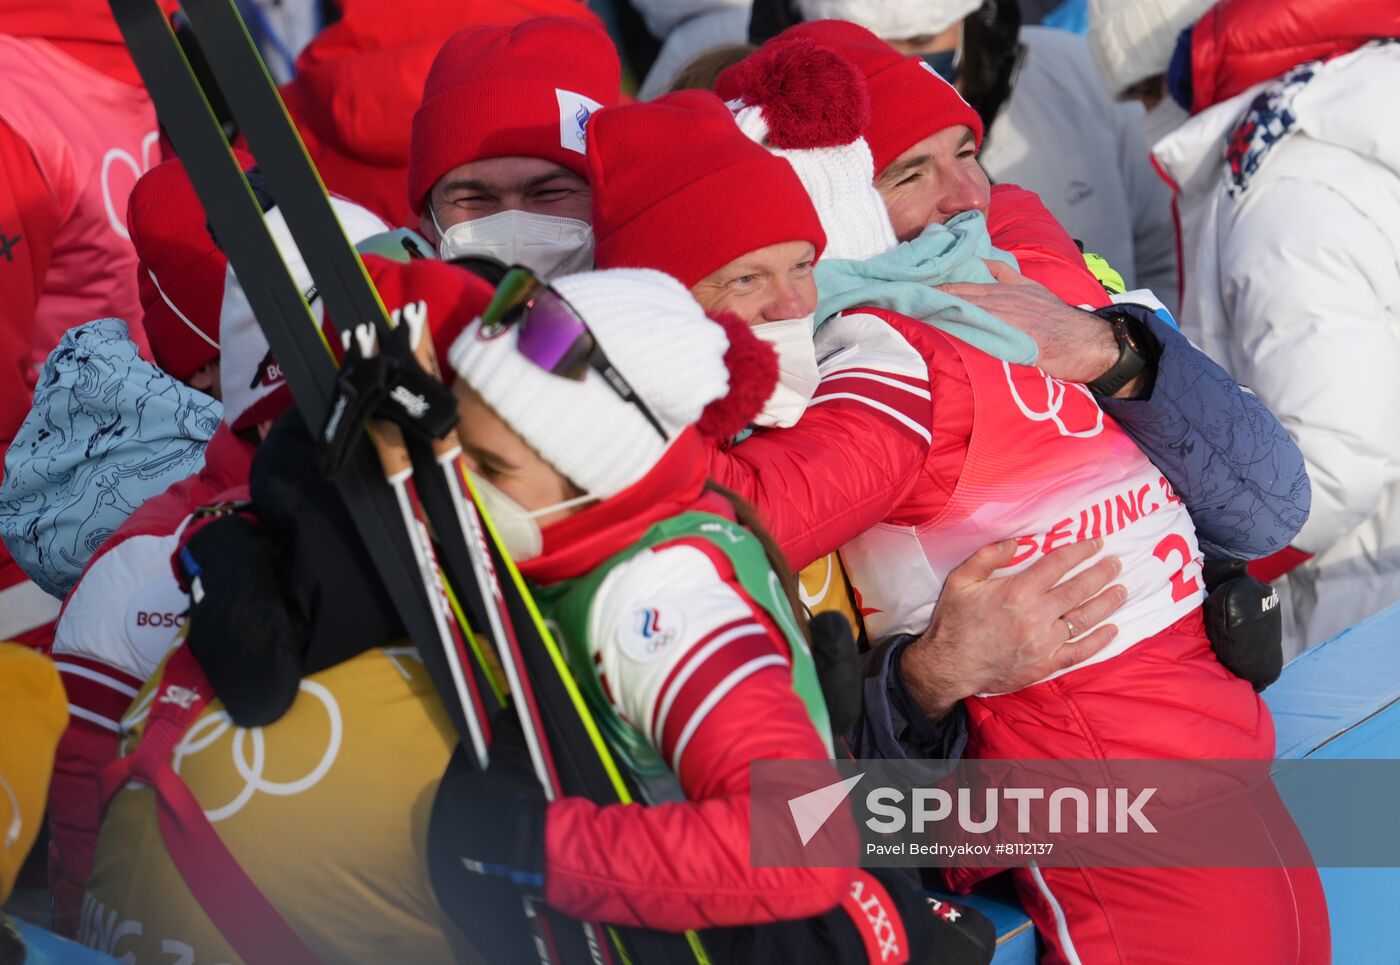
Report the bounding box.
[524,437,854,930]
[46,424,254,935]
[711,306,1203,678]
[708,183,1113,574]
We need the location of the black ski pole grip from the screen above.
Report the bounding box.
[319,355,391,476]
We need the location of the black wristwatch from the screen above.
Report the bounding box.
[1088,311,1155,397]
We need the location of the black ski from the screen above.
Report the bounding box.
[107,0,503,748]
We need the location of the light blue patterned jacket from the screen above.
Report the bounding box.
[0,318,221,598]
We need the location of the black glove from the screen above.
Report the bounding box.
[428,715,547,963]
[182,410,412,727]
[317,315,458,477]
[179,513,308,727]
[918,888,998,965]
[252,409,404,673]
[702,869,995,965]
[809,611,863,739]
[1203,559,1284,692]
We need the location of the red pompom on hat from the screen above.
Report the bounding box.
[697,311,780,439]
[717,37,897,261]
[716,37,869,149]
[779,19,984,176]
[407,16,621,216]
[587,89,826,288]
[127,152,255,382]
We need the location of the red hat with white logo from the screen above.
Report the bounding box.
[127,153,253,383]
[587,90,826,288]
[780,19,983,175]
[407,16,621,216]
[219,197,390,431]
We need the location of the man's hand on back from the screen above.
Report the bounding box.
[899,537,1127,721]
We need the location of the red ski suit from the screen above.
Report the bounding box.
[707,227,1329,960]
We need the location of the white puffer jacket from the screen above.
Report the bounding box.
[979,27,1180,314]
[1154,42,1400,655]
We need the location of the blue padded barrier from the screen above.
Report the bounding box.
[8,917,119,964]
[1268,600,1400,762]
[1268,600,1400,965]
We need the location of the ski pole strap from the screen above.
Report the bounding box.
[100,647,324,965]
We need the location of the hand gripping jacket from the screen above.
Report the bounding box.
[837,314,1204,675]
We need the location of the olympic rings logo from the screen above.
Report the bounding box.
[100,130,160,240]
[122,680,343,823]
[798,557,834,610]
[1001,361,1105,439]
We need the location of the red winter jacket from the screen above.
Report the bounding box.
[523,432,855,930]
[0,0,180,646]
[0,0,174,421]
[278,0,602,227]
[1187,0,1400,112]
[46,424,255,936]
[709,186,1110,573]
[987,183,1110,309]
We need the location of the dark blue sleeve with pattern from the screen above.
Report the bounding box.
[1097,307,1311,560]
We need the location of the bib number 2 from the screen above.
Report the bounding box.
[1153,533,1202,603]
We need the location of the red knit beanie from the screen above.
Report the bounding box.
[407,16,621,216]
[780,19,983,175]
[587,90,826,288]
[127,153,254,382]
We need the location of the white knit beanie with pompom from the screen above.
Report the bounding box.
[716,36,899,263]
[448,269,735,499]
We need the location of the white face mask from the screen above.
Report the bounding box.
[1136,97,1189,150]
[432,208,595,279]
[467,471,595,562]
[750,315,820,429]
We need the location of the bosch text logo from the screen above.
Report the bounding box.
[135,611,186,629]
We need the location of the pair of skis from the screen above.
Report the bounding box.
[109,1,710,962]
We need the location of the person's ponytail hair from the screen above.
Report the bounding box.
[704,480,811,644]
